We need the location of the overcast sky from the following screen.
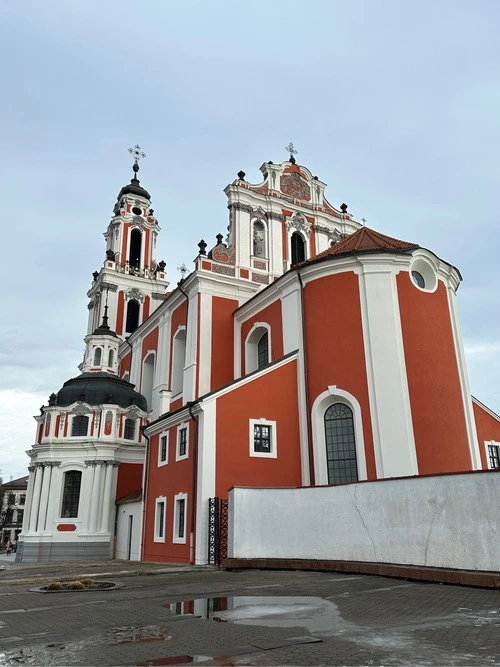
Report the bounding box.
[1,0,499,480]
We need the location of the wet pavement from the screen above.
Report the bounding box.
[0,563,499,665]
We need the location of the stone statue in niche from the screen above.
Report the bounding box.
[253,223,266,257]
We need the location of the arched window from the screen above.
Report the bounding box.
[291,232,306,265]
[257,332,269,370]
[129,228,142,268]
[125,299,140,333]
[324,403,358,485]
[142,353,155,411]
[93,347,102,366]
[61,471,82,518]
[253,221,266,258]
[245,324,271,374]
[71,415,89,437]
[171,328,186,396]
[108,349,114,368]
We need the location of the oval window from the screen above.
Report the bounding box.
[411,271,425,289]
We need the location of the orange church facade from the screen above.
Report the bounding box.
[18,150,500,564]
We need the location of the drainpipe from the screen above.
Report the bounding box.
[139,429,151,562]
[297,270,315,486]
[124,336,133,382]
[188,402,199,565]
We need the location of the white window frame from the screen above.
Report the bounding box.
[171,326,187,398]
[249,418,277,458]
[176,422,189,461]
[173,492,188,544]
[485,440,500,469]
[154,496,166,542]
[158,431,169,467]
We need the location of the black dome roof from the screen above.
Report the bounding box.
[55,372,148,411]
[117,177,151,201]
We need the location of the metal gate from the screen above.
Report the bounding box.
[208,497,228,566]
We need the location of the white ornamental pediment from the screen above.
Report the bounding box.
[125,287,145,303]
[286,212,312,236]
[70,402,92,416]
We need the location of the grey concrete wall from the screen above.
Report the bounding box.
[228,471,500,572]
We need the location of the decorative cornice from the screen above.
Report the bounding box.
[100,282,118,292]
[151,292,167,300]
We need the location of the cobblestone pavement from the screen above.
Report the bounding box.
[0,563,499,666]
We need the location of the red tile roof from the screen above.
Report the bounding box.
[301,226,419,266]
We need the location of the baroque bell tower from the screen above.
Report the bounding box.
[87,146,168,338]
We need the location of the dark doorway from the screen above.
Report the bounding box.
[129,229,142,268]
[291,232,306,265]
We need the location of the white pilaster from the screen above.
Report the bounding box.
[28,465,43,532]
[358,259,418,478]
[198,292,212,396]
[100,463,116,533]
[89,462,104,534]
[195,400,216,564]
[183,291,199,402]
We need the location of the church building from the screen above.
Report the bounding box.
[17,146,500,563]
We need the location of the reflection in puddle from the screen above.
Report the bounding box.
[169,596,349,633]
[138,656,214,666]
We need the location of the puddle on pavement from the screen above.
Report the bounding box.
[138,657,219,666]
[106,625,174,644]
[168,596,349,633]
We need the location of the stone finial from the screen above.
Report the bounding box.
[340,203,348,214]
[198,239,207,256]
[158,260,166,272]
[237,170,246,180]
[216,233,224,245]
[48,393,57,406]
[92,271,99,281]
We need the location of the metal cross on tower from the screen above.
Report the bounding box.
[285,142,298,159]
[128,144,146,165]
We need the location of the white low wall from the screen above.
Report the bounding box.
[228,472,500,572]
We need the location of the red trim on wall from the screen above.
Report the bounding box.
[143,295,150,321]
[116,291,125,336]
[211,296,238,390]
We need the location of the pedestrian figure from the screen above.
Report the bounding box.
[5,540,12,556]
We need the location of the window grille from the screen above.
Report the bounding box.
[324,403,358,484]
[156,500,165,539]
[254,424,272,453]
[61,471,82,518]
[488,444,500,469]
[124,418,136,440]
[257,332,269,370]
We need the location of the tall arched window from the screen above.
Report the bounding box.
[142,353,155,411]
[125,299,140,333]
[324,403,358,485]
[253,221,266,257]
[129,229,142,267]
[257,332,269,370]
[93,347,102,366]
[108,349,114,368]
[171,328,186,396]
[291,232,306,265]
[61,471,82,518]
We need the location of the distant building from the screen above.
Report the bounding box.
[17,148,500,563]
[1,476,28,547]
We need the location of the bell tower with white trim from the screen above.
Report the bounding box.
[87,146,169,339]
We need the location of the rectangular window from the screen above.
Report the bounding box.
[254,424,271,453]
[249,419,277,458]
[158,433,169,466]
[173,493,187,543]
[7,493,15,506]
[124,418,136,441]
[488,444,500,469]
[19,494,26,506]
[16,510,24,525]
[71,415,89,437]
[176,424,189,461]
[154,498,166,542]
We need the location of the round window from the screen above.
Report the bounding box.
[411,271,425,289]
[132,206,142,215]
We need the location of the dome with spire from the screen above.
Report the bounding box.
[117,162,151,201]
[54,372,148,411]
